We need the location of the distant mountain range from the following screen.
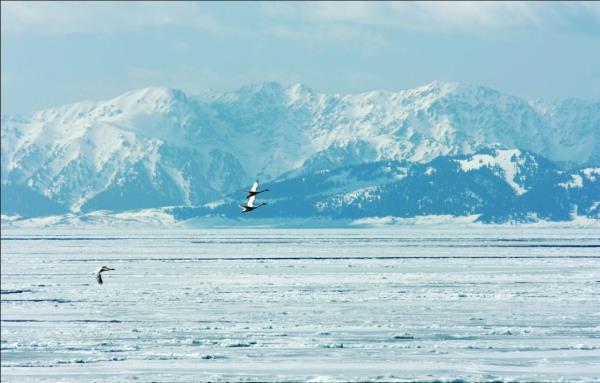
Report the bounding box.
[171,146,600,224]
[1,82,599,223]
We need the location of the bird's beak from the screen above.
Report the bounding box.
[108,268,115,271]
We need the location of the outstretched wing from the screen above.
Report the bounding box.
[250,180,259,193]
[95,272,103,285]
[247,195,256,207]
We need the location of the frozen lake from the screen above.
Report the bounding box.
[1,227,600,382]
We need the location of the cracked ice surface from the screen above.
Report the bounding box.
[1,227,599,382]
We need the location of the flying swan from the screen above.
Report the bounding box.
[93,266,115,285]
[240,194,267,213]
[246,179,269,198]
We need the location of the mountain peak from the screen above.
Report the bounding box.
[286,83,316,104]
[410,81,508,100]
[116,86,187,103]
[101,86,192,116]
[2,80,599,220]
[415,80,459,94]
[238,81,285,95]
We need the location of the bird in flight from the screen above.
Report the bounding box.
[246,179,269,199]
[240,194,267,213]
[93,266,115,285]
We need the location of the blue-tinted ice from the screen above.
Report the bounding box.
[1,227,599,382]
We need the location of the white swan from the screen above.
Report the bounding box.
[240,194,267,213]
[246,179,269,198]
[93,266,115,285]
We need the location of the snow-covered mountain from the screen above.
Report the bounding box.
[1,81,598,219]
[172,147,600,224]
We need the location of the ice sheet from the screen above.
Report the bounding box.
[1,227,599,382]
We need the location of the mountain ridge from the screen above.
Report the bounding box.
[171,146,599,224]
[2,81,599,221]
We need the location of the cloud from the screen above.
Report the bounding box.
[261,1,600,36]
[268,23,389,54]
[1,1,222,35]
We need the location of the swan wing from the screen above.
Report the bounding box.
[250,180,259,192]
[95,272,103,285]
[247,195,256,207]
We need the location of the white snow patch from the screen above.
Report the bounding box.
[203,199,227,209]
[342,186,380,205]
[350,214,600,228]
[566,214,600,227]
[352,215,481,226]
[392,167,408,181]
[2,209,176,228]
[165,167,191,205]
[559,174,584,189]
[1,214,22,222]
[457,149,527,195]
[582,167,600,182]
[112,209,176,226]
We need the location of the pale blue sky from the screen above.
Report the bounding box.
[2,1,599,115]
